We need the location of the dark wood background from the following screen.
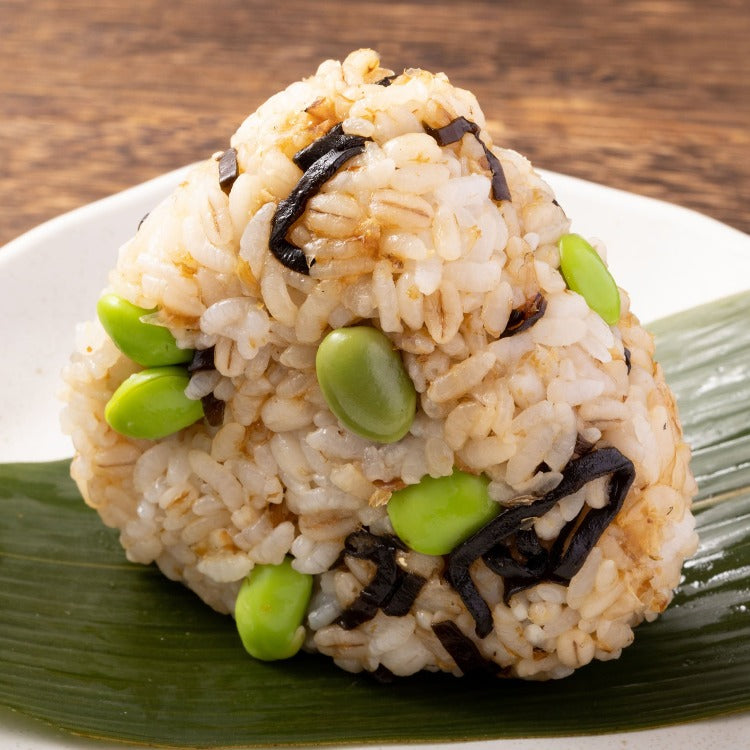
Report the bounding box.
[2,0,749,248]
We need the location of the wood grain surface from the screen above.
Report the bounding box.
[1,0,748,248]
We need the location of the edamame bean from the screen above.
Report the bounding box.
[315,326,416,443]
[97,293,193,367]
[104,366,204,440]
[387,470,499,556]
[558,233,621,325]
[235,558,313,661]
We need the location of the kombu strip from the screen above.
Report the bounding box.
[375,74,397,87]
[292,124,364,171]
[335,530,401,629]
[218,148,239,195]
[624,347,632,373]
[382,572,428,617]
[201,393,225,427]
[423,116,512,202]
[187,346,216,373]
[446,447,635,638]
[552,460,634,581]
[335,530,426,630]
[431,621,501,677]
[499,293,547,338]
[482,528,548,588]
[187,347,224,426]
[270,127,369,274]
[574,434,596,458]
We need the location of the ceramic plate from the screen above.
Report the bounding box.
[1,167,749,750]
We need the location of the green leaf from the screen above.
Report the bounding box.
[1,292,750,746]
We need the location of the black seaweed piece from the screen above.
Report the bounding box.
[336,601,375,630]
[444,560,495,639]
[481,144,513,202]
[327,531,405,572]
[345,530,404,556]
[423,116,511,202]
[218,148,239,195]
[533,460,552,474]
[516,527,546,559]
[335,530,402,630]
[201,392,225,427]
[624,347,632,374]
[547,517,578,565]
[502,578,535,603]
[270,143,367,274]
[292,124,368,171]
[446,448,635,638]
[423,116,481,146]
[484,529,549,605]
[336,596,380,631]
[482,542,547,581]
[432,621,499,677]
[574,434,595,457]
[375,74,397,87]
[551,198,568,218]
[382,571,427,617]
[137,212,149,231]
[499,293,548,339]
[552,461,634,581]
[187,346,216,373]
[499,518,577,604]
[382,533,410,552]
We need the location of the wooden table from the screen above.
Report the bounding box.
[2,0,749,248]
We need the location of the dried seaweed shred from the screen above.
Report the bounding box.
[624,346,632,373]
[270,129,368,274]
[292,124,367,171]
[552,464,634,581]
[446,448,635,638]
[499,293,547,338]
[335,530,426,630]
[482,528,548,582]
[218,148,239,194]
[432,621,500,677]
[187,347,223,426]
[187,346,216,373]
[423,116,511,202]
[573,434,596,458]
[424,117,478,146]
[335,531,400,629]
[382,572,427,617]
[484,528,554,605]
[375,74,397,87]
[201,392,225,427]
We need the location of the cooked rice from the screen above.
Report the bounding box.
[61,49,697,680]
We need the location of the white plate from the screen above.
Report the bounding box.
[1,168,748,749]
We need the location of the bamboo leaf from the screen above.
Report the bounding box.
[1,292,749,746]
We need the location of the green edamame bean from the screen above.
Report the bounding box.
[104,366,204,440]
[235,558,313,661]
[387,469,499,556]
[315,326,416,444]
[97,293,193,367]
[558,233,621,325]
